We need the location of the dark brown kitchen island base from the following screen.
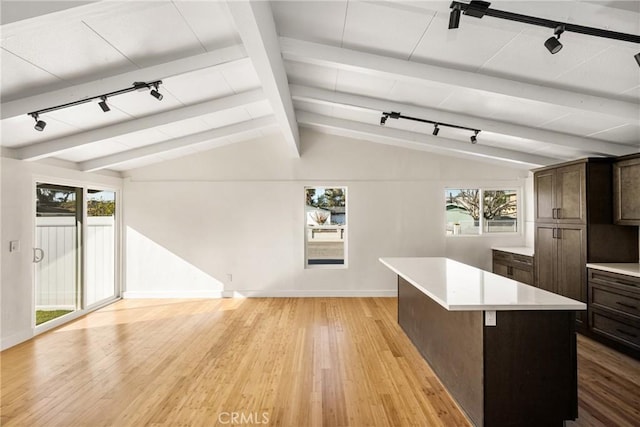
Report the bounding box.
[398,276,578,427]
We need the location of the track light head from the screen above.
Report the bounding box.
[150,89,163,100]
[380,115,387,126]
[545,25,565,54]
[635,52,640,67]
[433,124,440,136]
[150,83,163,100]
[31,113,46,131]
[470,130,479,144]
[544,36,563,54]
[98,97,110,112]
[448,4,461,29]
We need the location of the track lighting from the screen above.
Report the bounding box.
[98,96,110,112]
[471,131,479,144]
[149,83,163,101]
[449,1,640,65]
[448,3,461,30]
[544,25,564,54]
[31,113,46,131]
[380,112,480,143]
[27,80,162,131]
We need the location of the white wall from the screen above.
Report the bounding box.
[1,158,122,350]
[123,129,529,297]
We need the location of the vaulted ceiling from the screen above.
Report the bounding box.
[1,1,638,173]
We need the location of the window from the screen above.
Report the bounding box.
[445,188,518,236]
[305,187,347,267]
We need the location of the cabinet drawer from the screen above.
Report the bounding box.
[588,269,640,290]
[590,284,640,319]
[492,250,512,262]
[512,254,533,268]
[590,309,640,350]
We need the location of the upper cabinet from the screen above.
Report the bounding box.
[534,162,586,224]
[614,154,640,226]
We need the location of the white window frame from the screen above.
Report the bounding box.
[304,186,348,269]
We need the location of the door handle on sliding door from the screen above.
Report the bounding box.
[33,248,44,263]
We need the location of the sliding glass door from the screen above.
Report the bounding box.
[35,183,118,327]
[86,189,117,307]
[35,183,82,325]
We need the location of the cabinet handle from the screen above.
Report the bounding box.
[552,228,557,239]
[616,302,638,310]
[616,328,638,338]
[552,208,557,219]
[556,208,561,219]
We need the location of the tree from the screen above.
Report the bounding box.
[451,190,516,221]
[305,188,316,206]
[453,189,480,220]
[483,191,516,220]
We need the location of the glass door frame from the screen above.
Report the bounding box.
[33,176,122,335]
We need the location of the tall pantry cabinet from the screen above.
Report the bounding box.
[533,159,638,330]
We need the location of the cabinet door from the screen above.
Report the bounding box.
[555,164,586,224]
[512,267,534,286]
[493,262,509,278]
[614,157,640,225]
[534,170,555,222]
[557,226,586,323]
[535,225,557,293]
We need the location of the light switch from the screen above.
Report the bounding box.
[9,240,20,252]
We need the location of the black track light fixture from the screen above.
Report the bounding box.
[380,111,480,142]
[27,80,162,131]
[470,130,479,144]
[448,1,640,65]
[98,96,110,112]
[149,83,163,101]
[635,52,640,67]
[544,25,564,54]
[31,113,46,131]
[448,3,461,30]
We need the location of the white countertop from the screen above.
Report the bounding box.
[586,263,640,278]
[492,246,534,257]
[380,257,586,311]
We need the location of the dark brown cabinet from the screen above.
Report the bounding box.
[492,250,534,285]
[588,269,640,357]
[614,154,640,226]
[535,224,586,323]
[534,162,586,224]
[533,158,639,331]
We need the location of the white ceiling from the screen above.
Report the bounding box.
[1,0,638,173]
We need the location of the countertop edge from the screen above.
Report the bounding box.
[380,257,585,311]
[586,263,640,278]
[492,246,535,257]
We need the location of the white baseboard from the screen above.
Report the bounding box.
[222,289,398,298]
[124,289,397,298]
[122,290,224,299]
[1,329,34,351]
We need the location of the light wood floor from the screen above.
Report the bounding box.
[1,298,639,426]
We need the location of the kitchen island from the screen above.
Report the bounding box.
[380,257,586,427]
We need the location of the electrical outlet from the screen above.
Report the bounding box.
[484,310,497,327]
[9,240,20,253]
[226,273,233,282]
